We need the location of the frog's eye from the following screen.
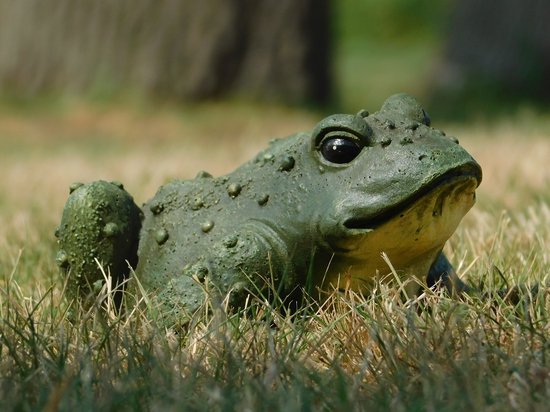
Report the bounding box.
[319,135,363,164]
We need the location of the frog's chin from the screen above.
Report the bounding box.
[320,175,478,293]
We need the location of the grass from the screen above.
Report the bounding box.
[1,102,550,410]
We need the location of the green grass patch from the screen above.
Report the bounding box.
[334,39,439,112]
[332,0,449,112]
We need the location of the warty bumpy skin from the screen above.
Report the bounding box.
[56,94,482,326]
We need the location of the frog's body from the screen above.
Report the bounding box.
[56,94,482,325]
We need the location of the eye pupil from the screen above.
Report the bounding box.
[320,137,362,164]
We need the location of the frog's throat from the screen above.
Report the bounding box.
[321,174,477,293]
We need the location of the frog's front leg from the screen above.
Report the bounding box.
[427,252,470,294]
[56,181,142,306]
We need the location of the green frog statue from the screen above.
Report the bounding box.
[56,94,482,326]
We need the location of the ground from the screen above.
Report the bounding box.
[0,102,549,410]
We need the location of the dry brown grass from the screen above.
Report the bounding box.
[1,103,549,410]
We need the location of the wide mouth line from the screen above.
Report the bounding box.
[343,164,481,231]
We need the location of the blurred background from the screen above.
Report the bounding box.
[0,0,548,116]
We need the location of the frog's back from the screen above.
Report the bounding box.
[135,133,314,311]
[138,177,243,274]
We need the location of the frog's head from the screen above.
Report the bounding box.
[311,94,482,292]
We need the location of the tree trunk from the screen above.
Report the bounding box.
[0,0,331,104]
[432,0,550,105]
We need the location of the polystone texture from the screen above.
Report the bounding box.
[57,94,482,326]
[56,181,141,305]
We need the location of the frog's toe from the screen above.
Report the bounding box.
[56,180,142,305]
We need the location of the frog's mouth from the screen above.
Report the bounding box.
[342,164,481,232]
[319,163,481,294]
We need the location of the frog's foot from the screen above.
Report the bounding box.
[55,181,142,307]
[427,252,471,295]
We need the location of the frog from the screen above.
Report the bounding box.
[56,93,482,326]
